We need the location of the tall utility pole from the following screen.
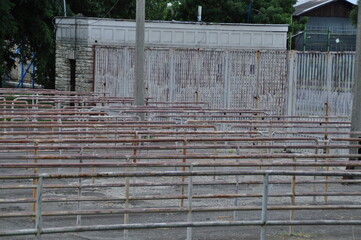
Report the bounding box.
[351,1,361,150]
[134,0,145,113]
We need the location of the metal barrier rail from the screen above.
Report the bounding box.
[0,170,360,240]
[0,90,358,239]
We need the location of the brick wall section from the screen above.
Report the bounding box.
[55,42,94,92]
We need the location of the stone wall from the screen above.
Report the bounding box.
[55,43,93,92]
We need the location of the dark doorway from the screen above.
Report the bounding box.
[70,59,76,91]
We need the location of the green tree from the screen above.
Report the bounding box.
[174,0,249,23]
[174,0,298,24]
[0,0,16,83]
[350,4,358,26]
[68,0,172,20]
[0,0,63,88]
[0,0,172,89]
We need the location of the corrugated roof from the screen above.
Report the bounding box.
[294,0,356,16]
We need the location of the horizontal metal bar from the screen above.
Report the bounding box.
[2,161,361,169]
[1,153,361,160]
[2,178,360,190]
[1,204,361,218]
[1,169,361,180]
[1,219,361,237]
[2,191,361,204]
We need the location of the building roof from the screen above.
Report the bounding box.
[294,0,356,16]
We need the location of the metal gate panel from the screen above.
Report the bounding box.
[145,49,171,102]
[228,50,257,110]
[93,47,356,117]
[94,47,134,98]
[257,51,288,115]
[292,52,354,116]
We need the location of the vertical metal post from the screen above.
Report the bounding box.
[32,141,39,215]
[186,164,194,240]
[324,103,330,204]
[327,27,331,52]
[326,53,333,106]
[77,147,84,226]
[286,51,296,115]
[223,50,231,109]
[260,174,269,240]
[181,139,187,207]
[350,1,361,153]
[288,16,293,50]
[124,158,130,239]
[303,27,307,51]
[63,0,67,17]
[197,6,202,22]
[134,0,145,119]
[169,50,175,102]
[35,176,44,240]
[233,147,241,220]
[132,132,138,196]
[255,51,261,109]
[289,157,296,235]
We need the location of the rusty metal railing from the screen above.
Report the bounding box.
[0,90,360,240]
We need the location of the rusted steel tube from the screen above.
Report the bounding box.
[1,204,361,219]
[4,190,361,204]
[2,161,361,169]
[2,153,361,161]
[1,169,361,180]
[2,178,360,191]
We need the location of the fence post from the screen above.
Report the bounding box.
[186,164,194,240]
[169,49,175,102]
[326,52,333,108]
[286,51,296,115]
[223,50,231,109]
[289,157,297,235]
[124,158,131,240]
[233,147,241,220]
[32,141,39,215]
[260,173,269,240]
[35,176,44,240]
[77,147,84,226]
[181,139,188,208]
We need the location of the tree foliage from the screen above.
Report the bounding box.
[0,0,63,88]
[1,0,307,89]
[174,0,297,24]
[0,0,176,88]
[0,0,16,81]
[350,5,358,26]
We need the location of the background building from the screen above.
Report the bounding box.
[293,0,356,51]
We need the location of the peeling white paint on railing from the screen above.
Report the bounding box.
[94,47,288,114]
[94,47,355,117]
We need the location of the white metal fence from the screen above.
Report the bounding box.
[94,47,355,117]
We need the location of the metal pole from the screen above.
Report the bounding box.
[289,157,296,235]
[260,174,269,240]
[63,0,67,17]
[197,6,202,22]
[186,164,194,240]
[351,1,361,149]
[124,158,131,240]
[134,0,145,119]
[35,177,44,240]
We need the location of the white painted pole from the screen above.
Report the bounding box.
[197,6,202,22]
[63,0,67,17]
[134,0,145,114]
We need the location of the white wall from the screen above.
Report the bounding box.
[55,17,288,50]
